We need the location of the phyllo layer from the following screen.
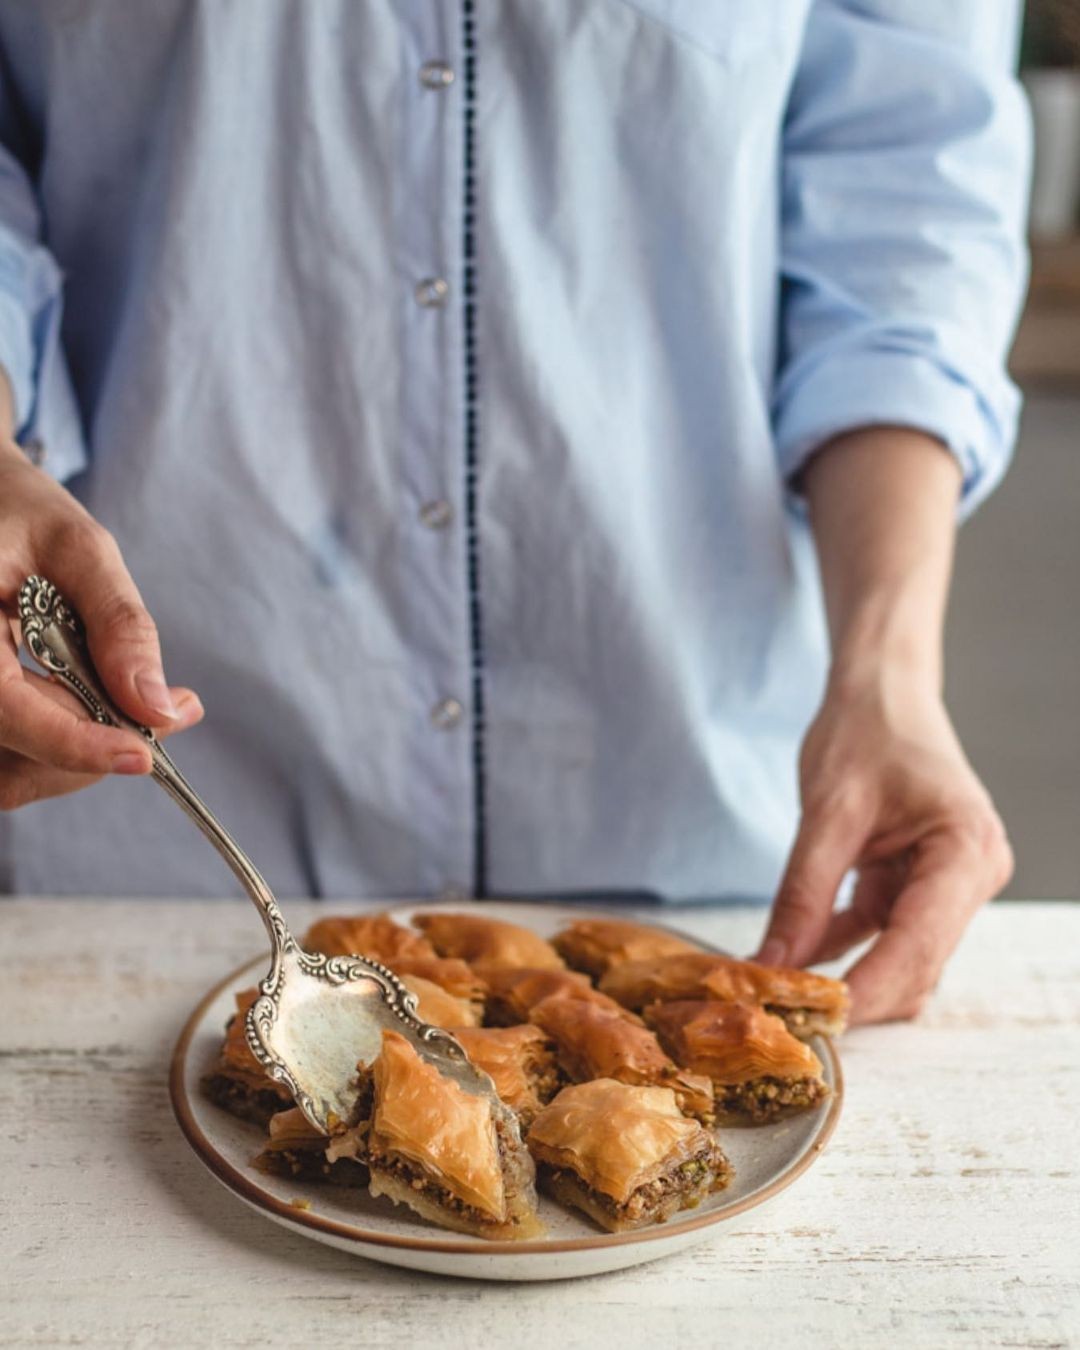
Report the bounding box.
[529,995,714,1124]
[599,952,849,1038]
[453,1024,563,1127]
[527,1079,732,1232]
[645,1000,829,1125]
[483,966,639,1028]
[202,987,292,1126]
[365,1030,543,1240]
[553,918,702,979]
[399,973,482,1029]
[413,912,565,978]
[303,912,436,963]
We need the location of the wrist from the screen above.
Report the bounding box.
[827,591,944,703]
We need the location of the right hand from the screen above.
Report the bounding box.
[0,438,202,809]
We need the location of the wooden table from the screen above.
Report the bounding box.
[2,898,1077,1349]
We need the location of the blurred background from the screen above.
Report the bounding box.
[945,0,1080,898]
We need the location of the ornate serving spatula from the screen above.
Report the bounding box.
[17,574,498,1133]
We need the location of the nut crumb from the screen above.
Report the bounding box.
[289,1197,312,1211]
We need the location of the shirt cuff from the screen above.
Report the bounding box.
[772,346,1021,523]
[0,289,37,437]
[0,246,87,483]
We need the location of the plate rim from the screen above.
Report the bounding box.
[169,904,844,1258]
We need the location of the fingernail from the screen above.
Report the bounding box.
[756,939,788,968]
[176,693,204,726]
[112,752,149,775]
[135,672,179,721]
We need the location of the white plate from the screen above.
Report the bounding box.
[170,901,842,1281]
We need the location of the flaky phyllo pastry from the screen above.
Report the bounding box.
[527,1080,732,1233]
[302,912,487,1017]
[303,912,437,964]
[397,973,482,1029]
[553,918,703,980]
[529,995,715,1124]
[453,1025,563,1128]
[254,1106,369,1188]
[204,910,840,1239]
[645,1001,829,1125]
[413,912,566,978]
[359,1030,543,1240]
[599,952,849,1038]
[201,988,292,1126]
[483,966,640,1027]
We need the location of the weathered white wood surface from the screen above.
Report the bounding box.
[1,898,1077,1350]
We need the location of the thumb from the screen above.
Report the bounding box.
[755,799,864,969]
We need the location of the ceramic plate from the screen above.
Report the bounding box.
[170,901,842,1281]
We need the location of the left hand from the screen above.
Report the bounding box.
[755,670,1013,1024]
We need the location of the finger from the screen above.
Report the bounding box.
[804,859,905,964]
[844,831,996,1025]
[0,745,101,807]
[0,629,152,773]
[37,519,184,726]
[755,796,868,969]
[0,689,203,809]
[30,667,203,737]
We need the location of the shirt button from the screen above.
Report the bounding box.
[415,277,450,308]
[430,698,464,731]
[419,499,453,530]
[419,61,455,91]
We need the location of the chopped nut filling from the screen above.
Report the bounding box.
[714,1075,828,1124]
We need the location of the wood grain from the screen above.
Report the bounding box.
[1,899,1077,1349]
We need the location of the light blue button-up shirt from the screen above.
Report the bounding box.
[0,2,1029,901]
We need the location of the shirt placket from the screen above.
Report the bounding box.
[396,4,474,898]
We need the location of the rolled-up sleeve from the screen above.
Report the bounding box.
[0,78,86,479]
[773,0,1032,519]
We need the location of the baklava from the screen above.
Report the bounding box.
[600,952,849,1038]
[399,973,482,1029]
[413,912,565,978]
[645,1000,830,1125]
[527,1079,732,1232]
[303,912,436,964]
[254,1106,369,1188]
[553,918,702,980]
[202,988,293,1126]
[453,1025,563,1128]
[303,913,486,1016]
[529,995,714,1124]
[361,1030,543,1240]
[483,966,640,1028]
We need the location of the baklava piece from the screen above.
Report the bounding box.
[483,966,640,1028]
[529,995,714,1124]
[254,1106,369,1188]
[399,973,482,1029]
[302,913,486,1017]
[385,955,487,1014]
[600,952,849,1038]
[527,1080,732,1233]
[552,918,702,980]
[202,988,293,1127]
[363,1030,543,1240]
[413,912,565,978]
[303,912,437,963]
[453,1025,563,1128]
[645,1000,830,1125]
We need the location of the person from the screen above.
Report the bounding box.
[0,3,1026,1023]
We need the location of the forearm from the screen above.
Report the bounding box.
[801,426,963,697]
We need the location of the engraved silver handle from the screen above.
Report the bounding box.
[17,575,294,962]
